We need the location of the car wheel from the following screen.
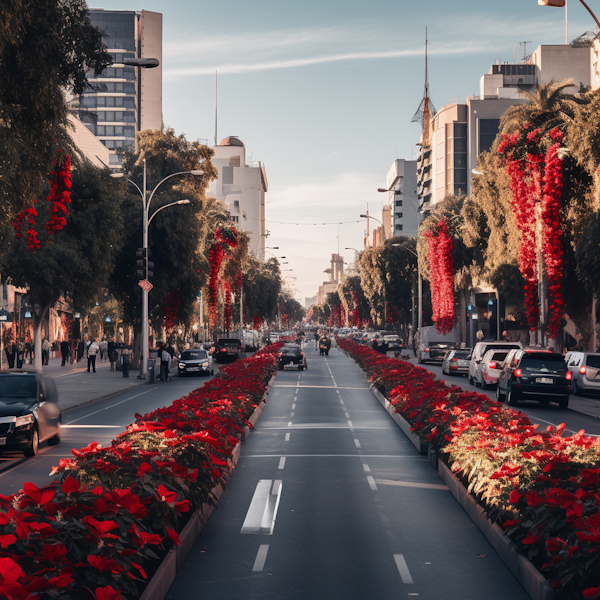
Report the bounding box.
[507,387,519,407]
[572,380,580,397]
[48,421,61,446]
[24,427,39,457]
[558,396,569,409]
[496,385,504,402]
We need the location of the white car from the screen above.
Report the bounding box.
[475,349,510,389]
[468,341,522,386]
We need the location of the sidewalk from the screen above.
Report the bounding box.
[25,355,146,413]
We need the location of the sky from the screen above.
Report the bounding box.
[93,0,593,303]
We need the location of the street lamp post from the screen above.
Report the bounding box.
[112,160,202,379]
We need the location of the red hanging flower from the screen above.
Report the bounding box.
[46,151,72,237]
[13,206,41,251]
[208,227,239,329]
[165,290,180,333]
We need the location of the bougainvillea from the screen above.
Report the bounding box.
[223,281,232,332]
[423,220,454,334]
[164,289,180,333]
[207,227,239,330]
[13,205,41,252]
[46,151,72,237]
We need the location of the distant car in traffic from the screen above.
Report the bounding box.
[468,341,522,386]
[496,349,572,408]
[214,338,242,363]
[565,351,600,397]
[178,349,213,377]
[441,349,471,376]
[475,349,510,389]
[384,335,403,350]
[278,344,307,370]
[0,371,61,456]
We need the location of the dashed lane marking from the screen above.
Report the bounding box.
[394,554,414,584]
[241,480,282,535]
[278,457,286,470]
[284,433,290,442]
[354,439,361,448]
[367,475,377,490]
[252,545,269,572]
[287,421,293,427]
[347,420,354,428]
[363,464,371,472]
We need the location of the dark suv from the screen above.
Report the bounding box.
[277,344,307,371]
[496,350,572,409]
[214,338,242,363]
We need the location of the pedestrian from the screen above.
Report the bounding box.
[99,337,108,361]
[122,346,131,377]
[314,331,319,350]
[77,339,84,362]
[24,339,33,364]
[160,344,171,382]
[165,340,175,380]
[42,338,50,366]
[87,338,100,373]
[108,338,116,371]
[60,340,69,366]
[16,339,25,369]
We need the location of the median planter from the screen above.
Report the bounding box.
[338,338,600,600]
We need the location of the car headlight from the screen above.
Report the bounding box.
[200,360,208,365]
[178,362,186,368]
[15,414,34,427]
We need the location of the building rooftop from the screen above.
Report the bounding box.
[219,136,244,147]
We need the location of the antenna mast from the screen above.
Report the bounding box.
[214,70,218,146]
[411,27,436,151]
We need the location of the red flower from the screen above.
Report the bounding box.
[167,528,181,546]
[156,484,177,504]
[93,585,122,600]
[87,555,123,573]
[61,476,80,496]
[584,588,600,599]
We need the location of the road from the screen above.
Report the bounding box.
[415,360,600,437]
[167,344,528,600]
[0,372,218,495]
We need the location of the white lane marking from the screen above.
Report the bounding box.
[292,404,296,409]
[285,433,290,442]
[354,439,361,448]
[367,475,377,490]
[344,412,350,418]
[363,464,371,472]
[394,554,414,584]
[62,425,122,428]
[244,454,422,458]
[252,545,269,572]
[241,480,283,534]
[347,420,354,428]
[336,390,341,395]
[377,479,449,491]
[272,385,364,389]
[278,457,286,470]
[295,388,298,394]
[340,400,344,405]
[287,421,293,427]
[291,412,295,416]
[293,396,297,401]
[65,389,154,424]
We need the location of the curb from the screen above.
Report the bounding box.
[139,373,275,600]
[366,372,554,600]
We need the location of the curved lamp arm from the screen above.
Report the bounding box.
[147,170,203,215]
[148,200,191,226]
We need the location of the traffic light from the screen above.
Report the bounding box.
[135,248,154,279]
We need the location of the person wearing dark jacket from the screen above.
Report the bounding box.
[60,340,70,366]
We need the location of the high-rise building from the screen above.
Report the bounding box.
[77,9,163,167]
[383,159,419,237]
[209,137,268,260]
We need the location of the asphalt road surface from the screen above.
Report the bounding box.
[167,344,528,600]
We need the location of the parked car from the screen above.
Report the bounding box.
[441,349,471,376]
[0,371,61,457]
[496,349,572,408]
[565,351,600,397]
[178,348,213,377]
[475,349,510,389]
[278,344,307,370]
[384,335,403,351]
[214,338,243,363]
[468,341,522,386]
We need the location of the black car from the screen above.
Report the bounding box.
[0,371,61,456]
[278,344,307,370]
[214,338,242,363]
[178,349,213,377]
[496,350,572,408]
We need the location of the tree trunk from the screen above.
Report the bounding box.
[459,289,467,348]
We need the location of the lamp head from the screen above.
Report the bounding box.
[359,214,368,218]
[110,172,124,178]
[190,170,204,176]
[377,188,389,193]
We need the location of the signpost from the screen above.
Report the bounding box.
[138,280,153,293]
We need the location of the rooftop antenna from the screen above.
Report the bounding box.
[519,41,532,63]
[514,46,517,63]
[214,70,218,147]
[497,43,501,64]
[412,27,436,152]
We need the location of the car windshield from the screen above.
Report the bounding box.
[0,376,36,399]
[520,354,567,375]
[282,346,301,354]
[491,352,508,362]
[586,355,600,369]
[181,350,207,360]
[452,351,470,359]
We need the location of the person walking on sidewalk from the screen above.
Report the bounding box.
[108,339,116,371]
[16,339,25,369]
[122,346,131,377]
[99,337,108,361]
[160,344,171,381]
[42,338,50,366]
[87,338,100,373]
[60,340,69,366]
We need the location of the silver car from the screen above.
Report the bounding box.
[468,341,522,386]
[565,351,600,397]
[442,349,471,376]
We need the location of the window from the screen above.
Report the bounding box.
[106,97,115,107]
[105,126,115,136]
[479,118,500,154]
[395,199,402,207]
[96,126,105,136]
[233,200,240,209]
[395,224,403,231]
[223,166,234,185]
[395,212,403,219]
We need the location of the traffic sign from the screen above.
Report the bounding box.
[138,279,153,292]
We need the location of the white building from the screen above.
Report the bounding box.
[78,9,163,167]
[383,159,419,237]
[209,137,268,260]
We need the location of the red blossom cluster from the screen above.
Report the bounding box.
[207,228,239,329]
[46,151,72,237]
[164,289,180,333]
[498,127,565,337]
[0,345,281,599]
[223,281,232,331]
[423,220,454,334]
[338,337,600,598]
[13,205,41,251]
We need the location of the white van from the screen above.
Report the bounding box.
[468,341,522,386]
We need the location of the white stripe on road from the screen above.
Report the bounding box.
[347,420,354,428]
[363,464,371,472]
[285,433,290,442]
[354,439,361,448]
[367,475,377,490]
[241,480,283,535]
[292,404,296,409]
[344,412,350,418]
[377,479,449,491]
[291,412,295,416]
[293,396,297,401]
[394,554,414,584]
[278,457,286,470]
[252,545,269,571]
[62,425,122,428]
[65,389,154,425]
[288,421,293,427]
[340,400,344,405]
